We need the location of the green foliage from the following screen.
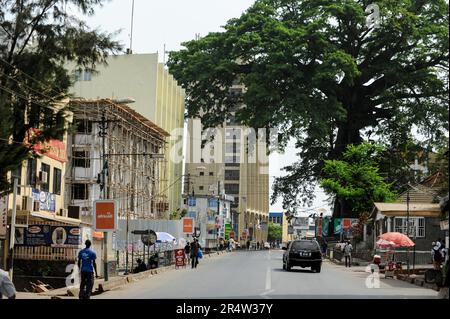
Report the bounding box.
[268,222,282,242]
[168,0,449,213]
[320,143,396,215]
[0,0,122,194]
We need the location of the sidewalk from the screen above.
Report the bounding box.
[17,250,230,299]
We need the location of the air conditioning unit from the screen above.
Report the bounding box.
[37,171,48,184]
[68,206,81,219]
[32,201,40,212]
[59,208,68,217]
[22,196,33,211]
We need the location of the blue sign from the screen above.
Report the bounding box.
[208,198,218,208]
[32,189,56,212]
[187,211,197,219]
[188,197,196,207]
[17,225,81,247]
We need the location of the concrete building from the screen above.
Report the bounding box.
[66,99,168,276]
[185,85,270,247]
[269,212,291,244]
[66,54,185,217]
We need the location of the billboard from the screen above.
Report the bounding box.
[32,189,56,212]
[94,200,118,232]
[182,218,194,234]
[16,225,81,247]
[0,196,7,240]
[292,217,309,230]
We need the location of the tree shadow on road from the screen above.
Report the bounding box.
[273,268,317,274]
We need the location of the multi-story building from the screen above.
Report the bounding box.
[269,212,291,244]
[185,85,270,247]
[66,99,168,276]
[66,53,185,218]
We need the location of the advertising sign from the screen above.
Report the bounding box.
[292,217,309,230]
[215,215,223,229]
[32,189,56,212]
[229,231,235,239]
[94,200,118,232]
[188,197,196,207]
[0,196,7,240]
[16,225,81,247]
[342,219,359,238]
[334,218,343,235]
[25,128,67,163]
[322,218,329,237]
[175,249,186,267]
[182,218,194,234]
[224,223,232,240]
[208,198,218,208]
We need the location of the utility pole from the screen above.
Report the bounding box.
[8,178,18,280]
[406,189,410,275]
[125,184,130,275]
[98,111,110,281]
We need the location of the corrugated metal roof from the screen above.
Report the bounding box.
[374,202,441,212]
[397,184,438,204]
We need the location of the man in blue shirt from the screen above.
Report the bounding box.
[77,240,98,299]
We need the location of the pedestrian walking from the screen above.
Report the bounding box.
[343,240,353,268]
[184,242,191,265]
[246,240,250,250]
[257,241,260,250]
[77,240,98,299]
[190,239,200,269]
[321,239,328,257]
[0,268,16,299]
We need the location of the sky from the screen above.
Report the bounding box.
[83,0,332,215]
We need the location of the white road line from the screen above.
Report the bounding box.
[265,266,271,291]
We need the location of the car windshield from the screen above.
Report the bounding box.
[291,241,319,251]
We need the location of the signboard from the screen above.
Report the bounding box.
[187,211,197,219]
[334,218,343,235]
[141,230,157,246]
[224,223,232,240]
[208,198,218,208]
[32,189,56,212]
[322,218,329,237]
[188,197,196,207]
[182,218,194,234]
[292,217,309,230]
[440,220,448,231]
[215,215,223,229]
[94,200,118,232]
[16,225,81,247]
[229,231,235,239]
[0,196,7,240]
[342,218,359,238]
[25,128,67,163]
[175,249,186,267]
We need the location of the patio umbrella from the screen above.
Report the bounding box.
[156,232,176,243]
[376,238,397,249]
[378,232,415,247]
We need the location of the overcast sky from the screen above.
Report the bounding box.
[84,0,331,215]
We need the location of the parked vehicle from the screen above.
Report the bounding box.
[282,240,322,273]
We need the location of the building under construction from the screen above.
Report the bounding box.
[66,99,169,275]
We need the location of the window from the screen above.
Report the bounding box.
[74,119,93,134]
[225,184,239,195]
[199,186,204,191]
[226,128,241,139]
[83,69,92,81]
[11,166,22,195]
[40,163,50,192]
[53,168,62,195]
[225,170,240,181]
[73,69,82,82]
[394,217,425,238]
[209,172,214,176]
[72,150,91,168]
[226,143,241,154]
[225,156,240,164]
[27,159,37,186]
[72,184,89,200]
[291,241,320,251]
[199,172,205,177]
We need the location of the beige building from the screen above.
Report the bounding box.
[185,85,270,246]
[66,54,185,217]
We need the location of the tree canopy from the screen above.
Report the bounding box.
[0,0,122,193]
[320,143,396,216]
[268,221,282,242]
[168,0,449,214]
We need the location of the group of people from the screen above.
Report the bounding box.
[184,238,202,269]
[245,240,266,250]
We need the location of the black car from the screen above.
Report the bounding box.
[282,240,322,273]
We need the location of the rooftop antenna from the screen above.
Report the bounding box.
[128,0,135,54]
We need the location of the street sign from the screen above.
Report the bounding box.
[175,249,186,268]
[94,200,118,232]
[0,196,7,240]
[182,217,194,234]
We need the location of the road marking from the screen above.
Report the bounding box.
[260,289,275,299]
[265,266,271,291]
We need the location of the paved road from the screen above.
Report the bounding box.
[96,250,438,299]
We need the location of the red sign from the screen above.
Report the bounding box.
[175,249,186,267]
[182,218,194,234]
[25,128,67,163]
[229,231,235,239]
[94,200,118,232]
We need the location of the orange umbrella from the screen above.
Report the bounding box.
[378,232,415,247]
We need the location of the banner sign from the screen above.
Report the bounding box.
[0,196,7,240]
[32,189,56,212]
[182,218,194,234]
[215,215,223,229]
[25,128,67,163]
[342,219,359,238]
[208,198,218,208]
[94,200,118,232]
[334,218,343,235]
[224,223,232,240]
[175,249,186,267]
[322,218,329,237]
[188,197,196,207]
[292,217,309,230]
[16,225,81,247]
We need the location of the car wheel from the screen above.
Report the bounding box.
[286,261,292,271]
[282,261,286,270]
[315,265,322,273]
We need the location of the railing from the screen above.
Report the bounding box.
[14,246,78,261]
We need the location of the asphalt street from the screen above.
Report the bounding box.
[95,250,439,299]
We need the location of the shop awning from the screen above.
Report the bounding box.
[373,202,441,220]
[30,211,91,227]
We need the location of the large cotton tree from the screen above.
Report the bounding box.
[168,0,449,216]
[0,0,122,194]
